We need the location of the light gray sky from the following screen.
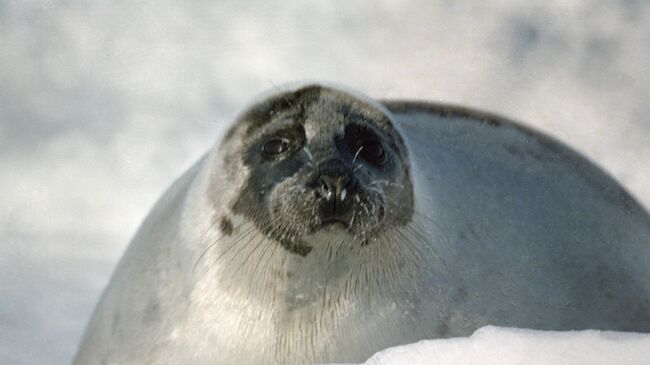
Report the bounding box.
[1,1,649,364]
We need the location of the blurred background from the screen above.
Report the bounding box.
[1,1,648,364]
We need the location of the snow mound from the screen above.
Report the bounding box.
[333,326,650,365]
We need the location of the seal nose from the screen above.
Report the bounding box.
[316,167,355,222]
[319,174,351,202]
[312,161,357,221]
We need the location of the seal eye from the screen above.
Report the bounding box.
[359,140,386,165]
[345,124,388,166]
[262,137,291,155]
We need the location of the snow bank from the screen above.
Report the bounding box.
[335,326,650,365]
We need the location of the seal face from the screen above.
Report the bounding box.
[220,86,414,255]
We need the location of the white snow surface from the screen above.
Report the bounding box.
[1,1,649,364]
[331,326,650,365]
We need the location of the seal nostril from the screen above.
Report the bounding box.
[315,161,356,205]
[318,174,353,202]
[319,175,336,200]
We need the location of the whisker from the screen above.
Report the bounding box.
[201,224,260,277]
[371,180,405,189]
[303,146,314,162]
[400,226,448,270]
[232,232,271,281]
[352,146,364,164]
[192,220,250,272]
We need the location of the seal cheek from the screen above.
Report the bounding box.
[267,179,319,237]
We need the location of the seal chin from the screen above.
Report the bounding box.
[318,201,354,230]
[320,217,350,229]
[321,217,350,229]
[318,187,387,235]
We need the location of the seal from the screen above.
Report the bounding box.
[74,84,650,365]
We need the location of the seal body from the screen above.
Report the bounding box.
[75,85,650,365]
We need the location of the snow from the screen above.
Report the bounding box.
[333,326,650,365]
[1,1,649,364]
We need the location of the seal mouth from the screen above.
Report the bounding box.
[320,217,350,229]
[317,195,353,230]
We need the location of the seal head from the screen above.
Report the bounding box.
[219,85,414,255]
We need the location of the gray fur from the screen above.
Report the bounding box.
[74,84,650,365]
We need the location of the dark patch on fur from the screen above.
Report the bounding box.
[452,287,468,303]
[222,123,238,143]
[219,216,234,236]
[142,299,160,325]
[280,239,312,256]
[110,311,121,335]
[222,85,323,144]
[272,268,295,280]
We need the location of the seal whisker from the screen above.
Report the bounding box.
[249,236,276,291]
[398,226,448,270]
[411,211,452,251]
[201,223,260,277]
[352,146,364,164]
[364,186,384,195]
[235,229,271,270]
[371,180,405,189]
[303,146,314,164]
[193,220,249,272]
[233,233,271,283]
